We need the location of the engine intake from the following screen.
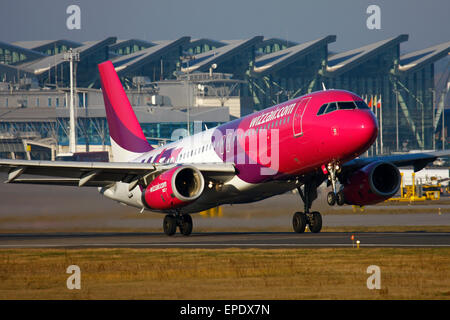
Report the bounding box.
[343,161,401,206]
[142,165,205,211]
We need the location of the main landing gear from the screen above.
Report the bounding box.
[326,162,345,206]
[293,180,322,233]
[163,213,193,236]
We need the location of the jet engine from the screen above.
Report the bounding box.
[142,165,205,211]
[343,161,401,206]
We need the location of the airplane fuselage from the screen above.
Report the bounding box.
[102,89,378,214]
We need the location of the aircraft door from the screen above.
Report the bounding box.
[292,97,311,137]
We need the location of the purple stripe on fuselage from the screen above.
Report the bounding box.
[212,118,272,184]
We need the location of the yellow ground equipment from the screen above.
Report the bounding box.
[199,206,223,217]
[388,172,441,202]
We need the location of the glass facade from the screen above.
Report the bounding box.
[0,48,29,64]
[0,36,447,157]
[250,46,328,110]
[56,118,223,147]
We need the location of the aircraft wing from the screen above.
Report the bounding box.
[342,150,450,172]
[0,159,236,188]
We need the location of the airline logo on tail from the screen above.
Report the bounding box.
[98,61,153,162]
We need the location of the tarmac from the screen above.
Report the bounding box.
[1,174,450,248]
[0,231,449,249]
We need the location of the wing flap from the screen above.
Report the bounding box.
[0,159,236,187]
[8,178,112,187]
[0,159,157,186]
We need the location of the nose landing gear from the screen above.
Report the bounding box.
[326,162,345,206]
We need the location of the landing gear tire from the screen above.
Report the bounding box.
[336,191,345,206]
[292,212,307,233]
[163,215,177,236]
[307,211,322,233]
[327,192,336,206]
[179,214,193,236]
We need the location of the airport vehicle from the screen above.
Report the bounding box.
[0,61,447,236]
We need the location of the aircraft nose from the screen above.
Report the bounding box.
[353,110,378,150]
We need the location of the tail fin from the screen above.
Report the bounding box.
[98,61,153,162]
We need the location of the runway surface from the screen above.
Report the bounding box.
[0,231,449,248]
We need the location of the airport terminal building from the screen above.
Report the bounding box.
[0,35,448,160]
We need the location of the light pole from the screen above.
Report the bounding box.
[209,63,217,78]
[181,53,197,135]
[395,89,399,152]
[63,48,80,154]
[430,88,436,150]
[443,89,446,150]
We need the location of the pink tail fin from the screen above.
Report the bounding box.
[98,61,153,162]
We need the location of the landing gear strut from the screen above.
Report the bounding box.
[293,179,322,233]
[163,213,193,236]
[326,162,345,206]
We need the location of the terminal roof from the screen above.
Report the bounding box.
[111,37,191,75]
[0,41,46,63]
[253,35,336,76]
[109,39,156,53]
[181,36,264,73]
[12,39,83,53]
[326,34,409,76]
[399,41,450,73]
[16,37,116,75]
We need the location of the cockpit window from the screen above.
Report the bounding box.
[354,100,370,109]
[325,102,338,113]
[317,103,327,115]
[317,100,370,115]
[338,101,356,110]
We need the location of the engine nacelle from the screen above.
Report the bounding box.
[343,161,401,206]
[142,165,205,211]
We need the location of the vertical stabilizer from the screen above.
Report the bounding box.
[98,61,153,162]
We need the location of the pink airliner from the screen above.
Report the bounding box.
[0,61,447,235]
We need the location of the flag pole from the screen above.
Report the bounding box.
[396,89,399,151]
[364,95,369,157]
[380,95,383,154]
[374,94,378,155]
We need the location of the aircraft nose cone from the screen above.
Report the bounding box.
[355,110,378,150]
